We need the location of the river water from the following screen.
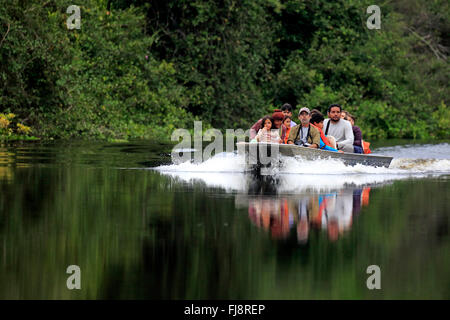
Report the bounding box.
[0,140,449,299]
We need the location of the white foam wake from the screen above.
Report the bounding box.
[155,151,450,175]
[153,150,450,193]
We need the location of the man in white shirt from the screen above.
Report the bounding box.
[323,104,354,153]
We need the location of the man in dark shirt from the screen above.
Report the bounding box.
[346,113,363,154]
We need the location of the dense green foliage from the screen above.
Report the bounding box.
[0,0,448,140]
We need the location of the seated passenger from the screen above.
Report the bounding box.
[341,110,349,120]
[280,116,292,144]
[250,109,284,139]
[345,113,363,154]
[281,103,297,127]
[323,104,354,153]
[310,113,343,153]
[255,116,282,143]
[310,108,322,117]
[287,107,320,148]
[271,109,285,131]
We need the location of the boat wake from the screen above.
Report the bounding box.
[153,143,450,192]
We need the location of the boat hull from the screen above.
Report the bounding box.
[236,142,393,173]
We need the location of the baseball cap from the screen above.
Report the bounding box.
[298,107,311,115]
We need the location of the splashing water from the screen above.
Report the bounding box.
[153,143,450,192]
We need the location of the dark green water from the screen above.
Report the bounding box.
[0,140,448,299]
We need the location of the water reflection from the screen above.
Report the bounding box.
[0,142,448,299]
[236,177,372,243]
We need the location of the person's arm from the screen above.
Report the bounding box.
[339,121,354,146]
[353,126,362,147]
[287,125,298,144]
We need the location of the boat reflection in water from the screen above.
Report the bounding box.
[155,152,418,244]
[235,176,373,243]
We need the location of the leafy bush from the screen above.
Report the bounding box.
[0,0,448,140]
[0,113,36,140]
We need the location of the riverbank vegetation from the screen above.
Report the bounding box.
[1,0,448,141]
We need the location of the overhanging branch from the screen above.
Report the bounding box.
[0,23,11,49]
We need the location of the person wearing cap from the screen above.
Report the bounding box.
[287,107,320,148]
[250,109,285,139]
[323,104,354,153]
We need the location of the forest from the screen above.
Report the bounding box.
[0,0,448,141]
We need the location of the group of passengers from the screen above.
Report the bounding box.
[249,103,368,154]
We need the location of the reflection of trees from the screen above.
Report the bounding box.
[1,141,448,300]
[0,151,170,299]
[0,149,17,182]
[0,141,175,299]
[245,187,372,243]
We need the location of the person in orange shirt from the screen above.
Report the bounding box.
[280,116,292,144]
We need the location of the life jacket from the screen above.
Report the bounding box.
[278,125,291,144]
[310,123,334,149]
[283,126,291,144]
[285,127,291,144]
[362,140,371,154]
